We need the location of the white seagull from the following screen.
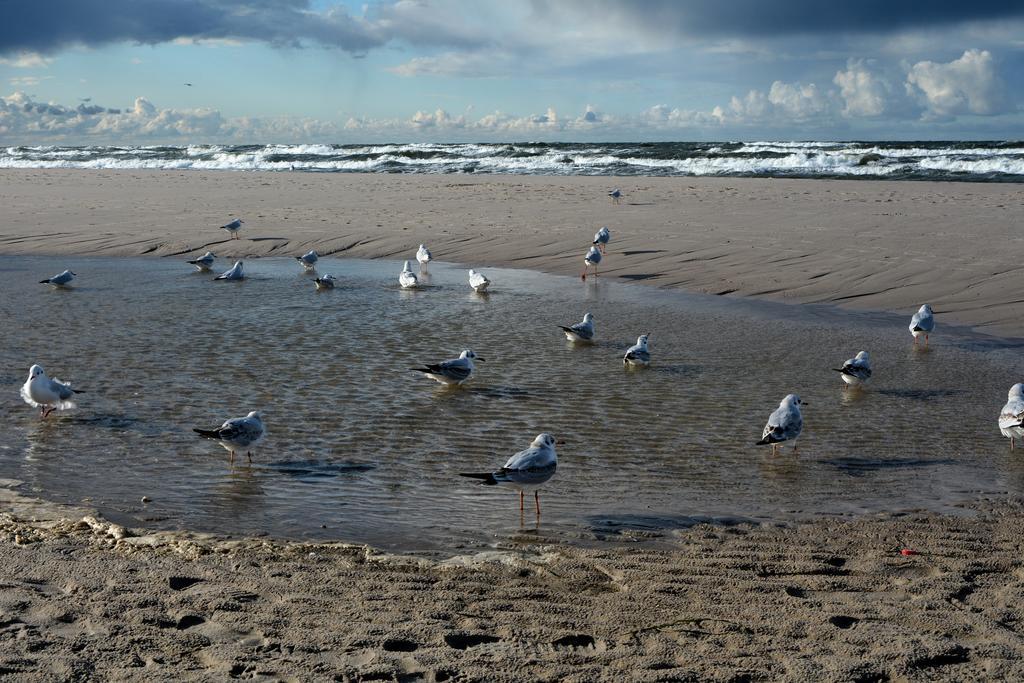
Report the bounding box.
[460,433,559,514]
[411,350,482,386]
[40,270,76,287]
[296,250,318,270]
[468,269,491,293]
[623,334,651,367]
[757,394,805,455]
[833,351,872,388]
[399,260,419,289]
[909,304,935,345]
[314,274,337,290]
[193,411,266,463]
[999,383,1024,450]
[559,312,595,343]
[581,245,602,280]
[416,244,432,266]
[20,364,83,418]
[215,260,244,281]
[220,218,244,239]
[609,188,622,204]
[187,251,216,272]
[593,226,611,253]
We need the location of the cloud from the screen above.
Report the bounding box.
[833,60,889,117]
[0,51,54,68]
[905,48,1008,118]
[726,81,834,123]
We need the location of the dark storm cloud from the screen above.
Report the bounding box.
[0,0,384,55]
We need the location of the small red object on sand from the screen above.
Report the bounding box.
[900,548,917,556]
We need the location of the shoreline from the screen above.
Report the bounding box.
[2,169,1024,336]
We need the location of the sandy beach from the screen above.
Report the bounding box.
[4,169,1024,680]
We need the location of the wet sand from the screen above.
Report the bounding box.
[1,169,1023,336]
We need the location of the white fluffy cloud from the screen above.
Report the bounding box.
[833,60,888,117]
[726,81,833,123]
[905,49,1007,118]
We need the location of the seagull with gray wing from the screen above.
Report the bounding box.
[460,433,559,514]
[20,364,83,418]
[757,394,805,455]
[194,411,266,463]
[411,350,482,386]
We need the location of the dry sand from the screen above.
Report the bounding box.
[4,169,1024,680]
[1,169,1023,336]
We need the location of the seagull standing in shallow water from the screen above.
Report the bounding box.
[459,433,558,515]
[833,351,872,389]
[757,394,804,455]
[909,304,934,345]
[314,274,337,290]
[193,411,265,464]
[999,383,1024,450]
[559,312,595,343]
[215,261,244,281]
[187,251,216,272]
[411,350,482,386]
[581,245,602,280]
[296,250,318,270]
[623,334,650,367]
[399,260,418,289]
[220,218,244,239]
[40,270,75,287]
[20,364,83,418]
[593,226,610,253]
[468,269,490,293]
[416,244,432,266]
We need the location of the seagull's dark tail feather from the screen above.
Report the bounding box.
[913,325,925,332]
[558,326,574,334]
[410,368,430,373]
[832,368,848,374]
[756,433,784,446]
[38,279,49,284]
[193,428,221,439]
[71,389,85,394]
[459,472,499,485]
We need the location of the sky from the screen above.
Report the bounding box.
[1,0,1023,144]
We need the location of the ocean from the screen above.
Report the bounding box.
[2,141,1023,181]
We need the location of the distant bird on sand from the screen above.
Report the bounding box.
[20,364,83,418]
[581,245,602,280]
[40,270,75,287]
[559,312,595,343]
[460,433,559,514]
[194,411,265,464]
[215,261,244,281]
[609,188,622,204]
[833,351,872,388]
[314,274,337,290]
[416,244,432,266]
[220,218,244,239]
[187,251,216,272]
[623,334,651,367]
[468,269,490,293]
[411,350,482,386]
[909,304,934,345]
[296,250,318,270]
[757,394,804,455]
[593,226,611,253]
[399,260,418,289]
[999,383,1024,450]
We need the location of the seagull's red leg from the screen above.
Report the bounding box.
[535,491,541,516]
[519,490,524,512]
[247,451,253,464]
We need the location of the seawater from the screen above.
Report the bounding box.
[1,256,1023,552]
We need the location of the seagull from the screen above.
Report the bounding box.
[411,350,482,386]
[20,364,83,418]
[187,251,216,272]
[215,260,244,281]
[459,433,558,514]
[416,244,432,266]
[593,226,610,253]
[609,188,622,204]
[909,304,934,345]
[999,384,1024,450]
[757,394,805,455]
[193,411,265,464]
[623,334,651,367]
[296,250,318,270]
[833,351,872,389]
[40,270,75,287]
[220,218,244,239]
[468,269,491,293]
[559,312,595,343]
[581,245,602,280]
[399,260,418,289]
[314,274,337,290]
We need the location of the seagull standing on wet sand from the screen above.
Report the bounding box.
[296,250,318,270]
[193,411,266,463]
[220,218,244,239]
[411,350,482,386]
[416,244,432,266]
[468,269,491,293]
[40,270,75,287]
[581,245,602,280]
[623,334,651,367]
[399,260,419,289]
[20,364,83,418]
[999,383,1024,449]
[459,433,559,515]
[909,304,934,345]
[593,226,611,253]
[215,261,244,281]
[559,312,595,343]
[757,394,805,455]
[187,251,216,272]
[833,351,872,389]
[609,188,622,204]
